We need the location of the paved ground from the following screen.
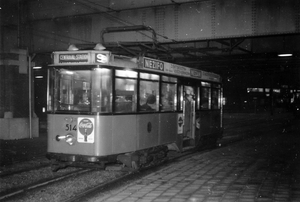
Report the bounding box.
[93,114,300,202]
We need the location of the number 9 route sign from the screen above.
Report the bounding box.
[77,117,95,143]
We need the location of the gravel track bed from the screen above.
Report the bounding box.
[3,169,127,202]
[0,158,50,175]
[0,166,80,194]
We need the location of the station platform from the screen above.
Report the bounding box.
[1,112,299,202]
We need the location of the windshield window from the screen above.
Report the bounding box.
[49,67,112,113]
[56,69,91,111]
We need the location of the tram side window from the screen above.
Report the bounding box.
[200,82,211,109]
[196,87,200,110]
[91,68,112,113]
[211,88,220,109]
[178,85,184,111]
[161,83,177,111]
[139,73,159,112]
[115,70,137,113]
[161,76,177,111]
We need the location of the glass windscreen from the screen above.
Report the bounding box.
[48,67,112,113]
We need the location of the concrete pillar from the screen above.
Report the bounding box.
[0,49,39,139]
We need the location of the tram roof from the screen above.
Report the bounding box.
[50,50,221,83]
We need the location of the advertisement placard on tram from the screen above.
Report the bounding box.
[77,117,95,143]
[141,57,221,83]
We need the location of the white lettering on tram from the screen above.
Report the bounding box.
[59,54,89,61]
[78,122,93,129]
[144,58,164,71]
[171,64,190,77]
[96,53,108,63]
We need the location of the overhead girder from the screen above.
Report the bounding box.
[101,27,251,60]
[23,0,300,61]
[14,0,298,86]
[215,39,252,54]
[27,0,300,43]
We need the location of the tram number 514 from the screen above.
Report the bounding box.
[65,124,77,131]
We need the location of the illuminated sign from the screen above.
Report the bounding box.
[52,51,111,65]
[58,53,89,63]
[95,53,108,63]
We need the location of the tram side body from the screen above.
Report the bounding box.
[47,111,222,167]
[47,113,176,160]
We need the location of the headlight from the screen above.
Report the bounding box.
[55,133,76,145]
[65,134,76,145]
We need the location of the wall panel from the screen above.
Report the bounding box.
[177,2,213,40]
[214,0,252,37]
[255,0,297,34]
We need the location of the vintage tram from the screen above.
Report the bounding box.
[46,44,223,170]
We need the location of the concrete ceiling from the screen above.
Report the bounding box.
[1,0,300,88]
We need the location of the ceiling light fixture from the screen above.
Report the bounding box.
[33,66,42,69]
[278,53,293,57]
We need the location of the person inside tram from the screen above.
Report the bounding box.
[140,94,156,111]
[184,87,194,138]
[79,91,90,105]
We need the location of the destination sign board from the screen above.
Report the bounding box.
[52,51,111,65]
[58,53,89,63]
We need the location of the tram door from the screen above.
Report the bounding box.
[183,86,196,147]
